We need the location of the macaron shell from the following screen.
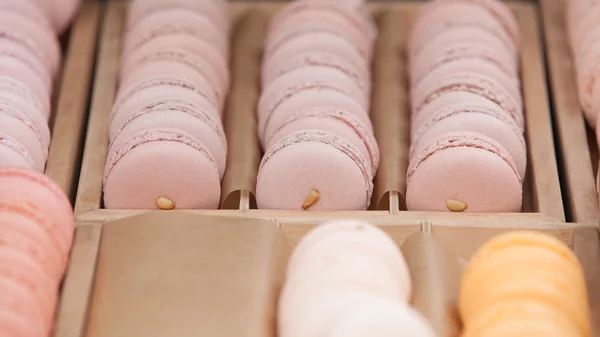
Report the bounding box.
[120,41,226,97]
[462,299,582,337]
[411,91,508,136]
[257,131,372,210]
[259,85,370,142]
[410,25,515,64]
[329,300,436,337]
[126,0,229,36]
[109,107,227,178]
[0,12,61,76]
[413,58,521,101]
[0,112,46,171]
[407,133,522,212]
[103,129,221,209]
[265,112,378,172]
[261,51,369,92]
[0,168,74,247]
[111,83,220,131]
[263,31,367,75]
[122,9,227,61]
[0,133,37,170]
[119,63,220,110]
[409,2,512,55]
[410,110,527,178]
[120,33,229,93]
[0,39,52,88]
[0,76,49,119]
[0,93,50,148]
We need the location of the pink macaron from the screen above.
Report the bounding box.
[256,130,373,210]
[34,0,81,34]
[406,132,523,212]
[103,128,221,209]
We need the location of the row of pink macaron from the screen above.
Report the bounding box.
[0,168,75,337]
[566,0,600,194]
[0,0,80,172]
[405,0,526,213]
[278,220,435,337]
[102,0,231,210]
[255,0,380,211]
[567,0,600,129]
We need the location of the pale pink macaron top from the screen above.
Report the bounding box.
[103,128,221,210]
[0,136,35,170]
[407,132,523,212]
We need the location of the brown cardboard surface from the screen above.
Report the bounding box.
[220,10,267,210]
[400,224,463,337]
[84,213,282,337]
[370,9,410,211]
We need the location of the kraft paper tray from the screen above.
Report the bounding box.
[73,0,565,227]
[541,0,600,226]
[45,0,101,201]
[51,1,600,337]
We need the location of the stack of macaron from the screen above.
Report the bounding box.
[460,231,591,336]
[255,0,380,211]
[567,0,600,128]
[0,0,81,171]
[103,0,230,210]
[0,168,75,336]
[406,0,526,213]
[278,221,436,337]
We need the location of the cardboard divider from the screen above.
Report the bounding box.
[540,0,600,225]
[56,214,597,337]
[83,214,283,337]
[400,224,463,337]
[74,1,564,222]
[370,9,410,211]
[220,10,267,210]
[46,0,102,202]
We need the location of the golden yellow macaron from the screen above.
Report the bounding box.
[459,231,591,337]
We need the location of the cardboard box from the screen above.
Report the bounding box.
[72,1,565,226]
[541,0,600,225]
[46,0,102,201]
[53,214,599,337]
